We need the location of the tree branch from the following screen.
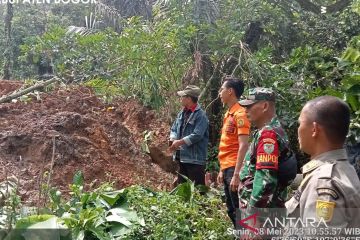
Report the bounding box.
[0,78,59,104]
[199,56,224,102]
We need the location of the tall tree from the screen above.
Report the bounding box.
[3,2,13,80]
[95,0,153,32]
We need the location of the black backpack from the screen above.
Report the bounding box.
[278,149,298,186]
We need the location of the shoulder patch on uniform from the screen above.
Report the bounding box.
[263,143,275,154]
[317,188,339,200]
[256,129,279,171]
[316,200,336,222]
[238,119,244,127]
[263,137,276,154]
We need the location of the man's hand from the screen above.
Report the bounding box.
[230,174,240,192]
[169,139,184,152]
[217,171,223,185]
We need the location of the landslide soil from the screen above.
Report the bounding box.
[0,80,175,204]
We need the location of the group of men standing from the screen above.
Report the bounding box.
[169,76,360,234]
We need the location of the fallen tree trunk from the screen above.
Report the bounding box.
[0,77,59,104]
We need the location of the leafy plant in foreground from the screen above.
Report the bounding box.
[6,171,232,240]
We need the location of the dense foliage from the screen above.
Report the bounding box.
[1,0,359,175]
[0,4,92,79]
[19,19,193,108]
[7,1,358,144]
[0,1,359,237]
[1,172,231,240]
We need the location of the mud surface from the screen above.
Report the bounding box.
[0,81,175,204]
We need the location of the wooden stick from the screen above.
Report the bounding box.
[44,136,57,206]
[0,77,59,104]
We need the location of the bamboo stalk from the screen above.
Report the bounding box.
[0,77,59,104]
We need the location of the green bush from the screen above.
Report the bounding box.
[124,185,232,240]
[6,172,232,240]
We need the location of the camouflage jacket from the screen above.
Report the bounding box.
[239,116,289,208]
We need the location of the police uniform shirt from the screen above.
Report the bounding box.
[286,149,360,229]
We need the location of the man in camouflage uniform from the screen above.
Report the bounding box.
[286,96,360,232]
[238,88,289,209]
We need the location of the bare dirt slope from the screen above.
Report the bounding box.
[0,80,175,204]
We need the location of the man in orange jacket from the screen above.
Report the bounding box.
[217,77,250,226]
